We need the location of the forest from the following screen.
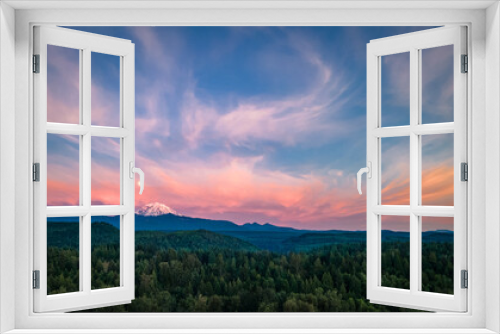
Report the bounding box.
[46,221,454,312]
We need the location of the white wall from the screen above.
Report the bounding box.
[485,2,500,333]
[0,2,16,333]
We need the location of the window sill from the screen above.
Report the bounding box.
[4,329,498,334]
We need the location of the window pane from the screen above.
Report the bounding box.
[47,45,80,124]
[421,133,454,206]
[421,45,454,124]
[91,137,121,205]
[381,52,410,127]
[92,52,120,127]
[421,217,454,294]
[381,137,410,205]
[381,215,410,290]
[47,217,80,295]
[47,134,79,206]
[92,216,120,290]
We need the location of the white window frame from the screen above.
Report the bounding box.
[0,1,499,333]
[366,26,467,312]
[33,26,136,312]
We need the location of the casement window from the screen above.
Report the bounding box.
[360,26,468,312]
[33,26,143,312]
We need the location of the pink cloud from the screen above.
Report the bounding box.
[133,153,366,230]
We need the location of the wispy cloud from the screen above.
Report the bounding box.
[46,26,453,231]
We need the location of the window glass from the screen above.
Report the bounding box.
[92,216,121,290]
[92,52,121,127]
[381,52,410,127]
[91,137,121,205]
[421,217,454,294]
[47,45,80,124]
[421,45,454,124]
[381,215,410,290]
[381,137,410,205]
[47,217,80,295]
[47,134,80,206]
[421,134,454,206]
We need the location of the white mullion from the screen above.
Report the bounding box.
[417,48,423,292]
[47,123,89,136]
[78,48,84,293]
[47,206,89,218]
[82,48,92,294]
[90,205,129,216]
[122,46,135,297]
[412,206,455,217]
[372,126,411,138]
[47,205,129,217]
[372,205,411,216]
[377,214,382,287]
[373,124,454,138]
[413,123,454,135]
[366,45,379,300]
[47,124,129,137]
[361,205,454,217]
[409,47,420,294]
[119,55,124,287]
[375,55,382,287]
[90,126,129,138]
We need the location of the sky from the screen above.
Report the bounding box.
[46,26,455,231]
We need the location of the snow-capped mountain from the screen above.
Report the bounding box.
[136,202,180,216]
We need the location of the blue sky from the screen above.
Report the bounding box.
[47,26,454,231]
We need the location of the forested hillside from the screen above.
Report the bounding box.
[46,222,453,312]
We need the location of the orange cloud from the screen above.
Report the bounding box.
[380,162,453,207]
[422,164,454,206]
[132,154,366,230]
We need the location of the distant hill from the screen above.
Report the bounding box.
[47,216,453,253]
[281,232,365,252]
[421,230,454,243]
[46,221,120,249]
[79,213,302,233]
[136,229,258,252]
[136,214,241,232]
[47,221,258,252]
[240,222,298,232]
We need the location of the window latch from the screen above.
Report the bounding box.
[129,161,145,195]
[357,162,372,195]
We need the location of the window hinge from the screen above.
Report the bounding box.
[461,270,468,289]
[33,270,40,289]
[461,162,468,182]
[33,54,40,73]
[33,163,40,182]
[461,54,468,73]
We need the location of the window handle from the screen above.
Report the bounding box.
[129,162,145,195]
[357,162,371,195]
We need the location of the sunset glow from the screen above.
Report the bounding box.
[47,27,454,231]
